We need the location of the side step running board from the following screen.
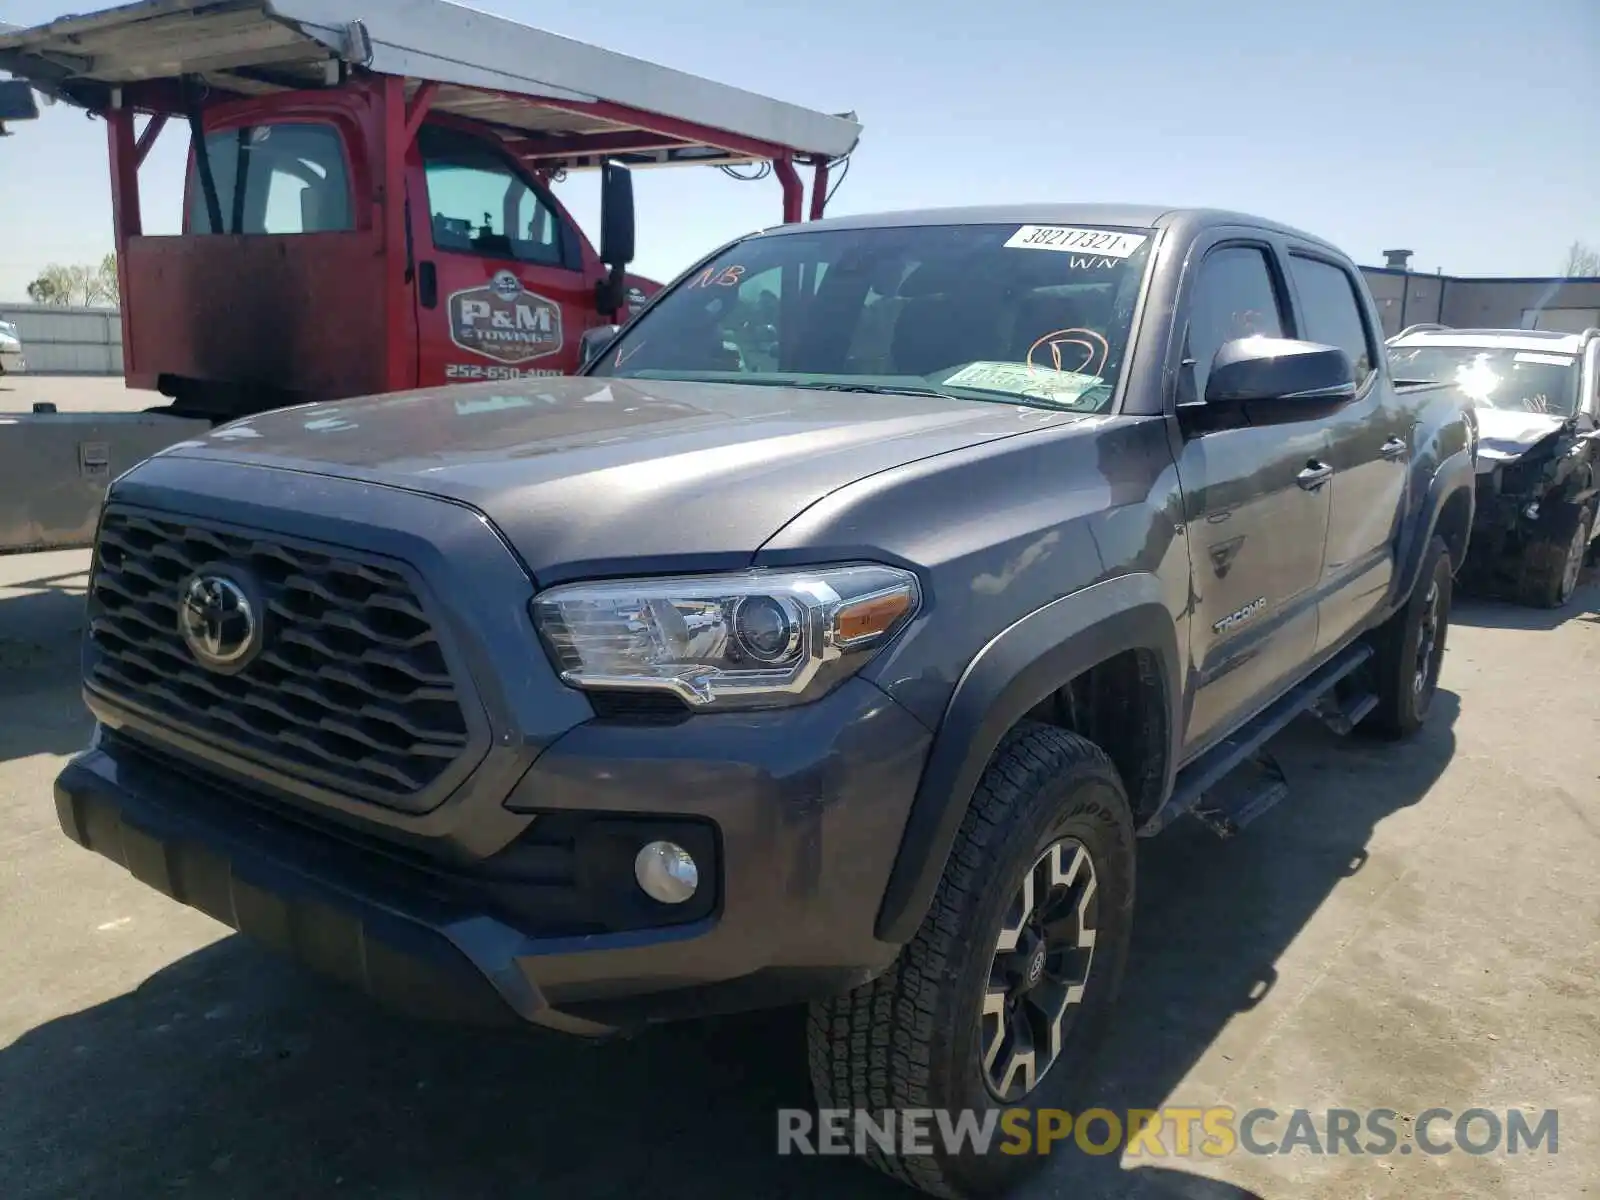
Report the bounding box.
[1141,642,1375,837]
[1311,688,1379,737]
[1192,751,1287,839]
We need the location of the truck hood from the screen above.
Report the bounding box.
[1474,407,1567,463]
[152,376,1076,583]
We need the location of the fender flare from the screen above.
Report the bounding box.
[873,573,1181,944]
[1389,447,1475,612]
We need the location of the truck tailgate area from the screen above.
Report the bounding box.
[0,409,208,553]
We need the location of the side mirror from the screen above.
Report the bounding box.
[1191,337,1356,429]
[579,325,622,369]
[595,162,636,319]
[599,161,635,268]
[0,81,41,134]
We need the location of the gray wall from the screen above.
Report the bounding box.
[1360,268,1600,338]
[0,303,124,374]
[1363,269,1445,336]
[1442,278,1600,332]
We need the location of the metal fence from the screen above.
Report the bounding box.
[0,303,122,375]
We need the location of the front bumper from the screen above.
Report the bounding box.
[1468,462,1555,558]
[0,345,24,375]
[56,676,931,1036]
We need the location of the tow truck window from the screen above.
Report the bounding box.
[418,126,566,268]
[186,124,353,235]
[587,222,1154,413]
[1288,253,1376,387]
[1386,345,1581,415]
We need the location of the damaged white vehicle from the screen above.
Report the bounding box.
[1388,325,1600,608]
[0,317,25,377]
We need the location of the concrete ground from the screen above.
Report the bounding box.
[1,421,1596,1197]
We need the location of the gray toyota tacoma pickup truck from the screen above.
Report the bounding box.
[56,204,1474,1197]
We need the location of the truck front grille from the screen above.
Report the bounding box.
[87,508,471,799]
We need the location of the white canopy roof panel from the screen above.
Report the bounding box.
[0,0,862,166]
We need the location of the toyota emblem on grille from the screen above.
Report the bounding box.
[178,574,259,671]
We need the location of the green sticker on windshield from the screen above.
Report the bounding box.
[454,394,537,416]
[942,361,1100,403]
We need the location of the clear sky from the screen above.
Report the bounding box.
[0,0,1596,301]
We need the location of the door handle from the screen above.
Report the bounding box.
[1381,436,1408,460]
[418,260,438,310]
[1297,460,1333,490]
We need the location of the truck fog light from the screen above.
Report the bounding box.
[634,840,699,903]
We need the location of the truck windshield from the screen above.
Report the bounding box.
[1387,345,1580,415]
[186,122,354,235]
[588,222,1155,412]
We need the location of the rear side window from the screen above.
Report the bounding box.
[187,123,353,235]
[1182,245,1288,403]
[1288,254,1376,387]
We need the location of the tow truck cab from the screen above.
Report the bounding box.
[155,82,653,417]
[0,0,860,422]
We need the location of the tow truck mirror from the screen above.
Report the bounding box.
[599,161,636,267]
[594,161,636,319]
[0,81,41,130]
[1192,337,1356,430]
[579,325,622,368]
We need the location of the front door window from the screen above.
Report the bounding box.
[419,126,569,268]
[411,125,589,387]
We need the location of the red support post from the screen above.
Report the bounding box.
[133,113,168,167]
[106,105,141,375]
[106,109,142,241]
[808,160,830,221]
[774,156,803,225]
[404,81,439,143]
[380,76,415,393]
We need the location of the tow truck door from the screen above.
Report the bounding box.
[407,124,596,388]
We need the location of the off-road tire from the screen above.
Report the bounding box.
[1369,534,1452,739]
[1517,502,1592,609]
[807,723,1136,1198]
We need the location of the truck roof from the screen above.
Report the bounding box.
[1388,327,1595,355]
[0,0,861,169]
[760,203,1355,256]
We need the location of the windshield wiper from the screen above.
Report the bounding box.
[800,382,954,398]
[940,381,1111,411]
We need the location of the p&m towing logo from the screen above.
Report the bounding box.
[448,269,564,364]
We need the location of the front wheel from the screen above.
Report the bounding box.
[1518,502,1592,609]
[808,724,1136,1198]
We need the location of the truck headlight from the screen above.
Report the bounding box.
[531,564,921,710]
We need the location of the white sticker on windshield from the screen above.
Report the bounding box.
[1514,351,1573,366]
[1004,226,1147,258]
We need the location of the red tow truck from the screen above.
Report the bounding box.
[0,0,858,548]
